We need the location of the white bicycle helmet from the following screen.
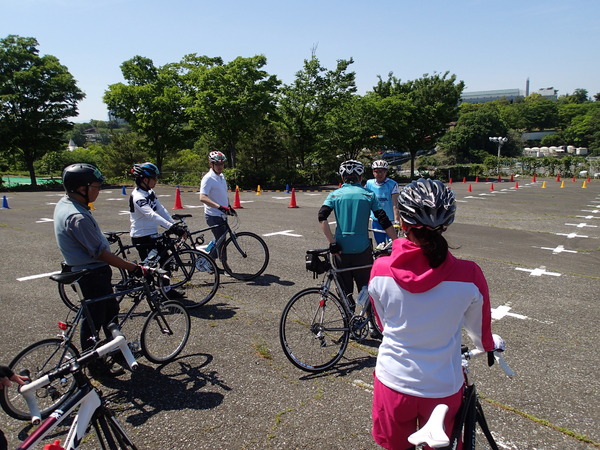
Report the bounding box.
[208,151,227,163]
[338,160,364,177]
[372,160,389,170]
[398,178,456,230]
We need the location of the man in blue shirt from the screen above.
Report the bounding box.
[318,160,397,306]
[365,160,400,245]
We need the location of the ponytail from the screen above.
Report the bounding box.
[409,227,449,269]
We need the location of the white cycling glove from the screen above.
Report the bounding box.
[492,334,506,352]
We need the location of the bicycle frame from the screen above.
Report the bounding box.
[17,325,138,449]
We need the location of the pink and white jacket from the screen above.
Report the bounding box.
[369,238,494,398]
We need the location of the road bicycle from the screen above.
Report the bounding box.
[172,213,270,281]
[15,324,140,449]
[0,267,191,421]
[58,229,219,311]
[279,248,383,372]
[408,344,514,449]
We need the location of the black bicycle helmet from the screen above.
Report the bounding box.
[132,162,160,179]
[62,163,105,193]
[338,160,364,177]
[398,178,456,230]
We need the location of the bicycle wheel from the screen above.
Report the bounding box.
[160,249,220,309]
[279,288,349,372]
[140,301,191,364]
[58,268,128,312]
[221,231,269,280]
[0,339,79,420]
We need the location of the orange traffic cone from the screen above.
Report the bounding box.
[510,174,514,182]
[490,183,495,191]
[560,181,565,188]
[173,187,183,210]
[288,188,299,208]
[582,180,588,188]
[88,202,95,210]
[556,174,561,182]
[448,178,453,185]
[541,181,547,189]
[475,176,479,183]
[572,176,576,182]
[256,185,262,195]
[497,174,501,182]
[232,187,243,209]
[467,184,472,192]
[532,174,537,183]
[462,177,466,183]
[515,181,519,189]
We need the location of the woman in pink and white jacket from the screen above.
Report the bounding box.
[369,178,504,450]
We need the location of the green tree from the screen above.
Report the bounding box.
[277,53,356,173]
[559,88,590,104]
[183,54,280,168]
[0,35,84,185]
[104,56,192,171]
[372,72,464,177]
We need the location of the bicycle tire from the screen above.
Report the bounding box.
[0,339,79,420]
[279,287,349,372]
[159,249,220,309]
[221,231,269,280]
[140,300,191,364]
[58,268,129,312]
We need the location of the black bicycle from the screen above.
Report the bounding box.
[279,248,383,372]
[173,213,270,281]
[408,344,514,449]
[58,230,219,311]
[0,268,191,421]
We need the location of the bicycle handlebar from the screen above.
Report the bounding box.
[19,324,139,424]
[464,348,515,378]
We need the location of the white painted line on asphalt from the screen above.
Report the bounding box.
[118,210,129,215]
[17,270,60,281]
[183,204,203,208]
[456,199,468,203]
[556,232,589,239]
[565,222,598,228]
[576,215,600,220]
[263,230,302,237]
[306,193,323,196]
[45,202,58,205]
[536,245,577,254]
[352,380,373,392]
[581,209,599,213]
[492,304,528,321]
[272,196,289,200]
[464,196,485,200]
[106,198,125,201]
[515,266,561,277]
[35,218,54,223]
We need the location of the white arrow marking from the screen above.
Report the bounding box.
[491,305,528,321]
[556,232,589,239]
[515,266,561,277]
[262,230,302,237]
[565,222,598,228]
[537,245,577,254]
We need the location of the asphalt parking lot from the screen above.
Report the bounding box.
[1,177,599,449]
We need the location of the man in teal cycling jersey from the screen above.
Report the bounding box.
[318,160,397,308]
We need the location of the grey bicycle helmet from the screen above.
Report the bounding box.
[132,162,160,179]
[398,178,456,230]
[62,163,105,193]
[338,160,364,177]
[372,160,389,170]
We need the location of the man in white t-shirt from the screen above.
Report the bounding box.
[199,151,236,262]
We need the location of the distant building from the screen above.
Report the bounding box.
[67,139,77,151]
[461,88,523,104]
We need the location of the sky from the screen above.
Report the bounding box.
[2,0,599,123]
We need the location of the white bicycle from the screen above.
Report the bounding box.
[15,324,139,450]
